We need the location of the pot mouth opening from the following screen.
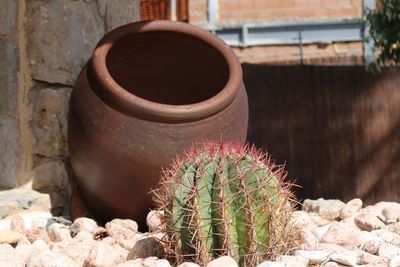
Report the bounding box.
[92,20,242,122]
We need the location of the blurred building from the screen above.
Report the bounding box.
[140,0,371,65]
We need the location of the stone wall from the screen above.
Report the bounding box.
[0,0,140,214]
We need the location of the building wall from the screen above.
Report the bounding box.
[188,0,364,64]
[0,0,139,213]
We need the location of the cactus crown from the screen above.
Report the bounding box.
[153,142,297,266]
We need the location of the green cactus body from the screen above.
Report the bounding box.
[155,142,296,266]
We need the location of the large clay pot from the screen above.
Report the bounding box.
[68,20,248,228]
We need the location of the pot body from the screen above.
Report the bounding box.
[68,21,248,228]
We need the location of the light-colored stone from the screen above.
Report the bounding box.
[256,261,284,267]
[105,0,140,31]
[31,88,72,158]
[33,160,69,192]
[177,263,201,267]
[382,205,400,223]
[386,222,400,234]
[0,41,18,113]
[0,230,21,244]
[358,231,384,254]
[27,250,78,267]
[354,212,385,231]
[10,214,26,234]
[330,251,357,266]
[27,0,104,85]
[116,259,143,267]
[390,256,400,267]
[372,229,400,245]
[48,223,71,242]
[303,198,345,220]
[276,255,309,266]
[323,262,339,267]
[308,212,332,226]
[206,256,238,267]
[0,243,15,261]
[357,249,388,265]
[295,227,319,249]
[312,224,331,241]
[62,231,96,265]
[142,257,159,266]
[87,241,123,267]
[0,189,51,217]
[15,244,34,264]
[341,198,363,219]
[127,236,164,260]
[26,227,50,244]
[378,242,400,259]
[0,116,20,188]
[294,250,331,265]
[146,210,163,232]
[70,217,97,236]
[152,259,171,267]
[32,239,50,251]
[106,218,138,250]
[321,222,361,247]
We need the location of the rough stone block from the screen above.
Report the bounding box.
[105,0,140,32]
[0,0,17,35]
[0,116,20,188]
[0,41,18,113]
[27,0,105,85]
[33,160,69,191]
[32,87,72,157]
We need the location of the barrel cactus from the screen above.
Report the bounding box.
[153,142,297,266]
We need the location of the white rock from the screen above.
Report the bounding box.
[321,222,361,246]
[106,218,138,250]
[116,259,143,267]
[146,210,163,232]
[289,210,317,230]
[70,217,97,236]
[323,262,339,267]
[276,255,308,267]
[15,244,34,264]
[390,256,400,267]
[32,239,50,251]
[48,223,71,242]
[308,212,332,226]
[354,212,385,231]
[372,229,400,245]
[312,224,331,241]
[357,249,386,265]
[256,261,284,267]
[0,229,21,244]
[62,231,96,265]
[152,259,171,267]
[330,251,357,266]
[206,256,238,267]
[87,241,123,267]
[27,250,78,267]
[386,222,400,235]
[177,263,201,267]
[382,205,400,223]
[303,198,345,220]
[142,257,159,266]
[378,242,400,259]
[358,205,385,221]
[0,243,15,260]
[340,198,363,219]
[296,228,319,249]
[294,250,330,265]
[26,227,50,244]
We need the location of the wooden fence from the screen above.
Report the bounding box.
[243,64,400,204]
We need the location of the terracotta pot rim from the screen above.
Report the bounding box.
[91,20,242,121]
